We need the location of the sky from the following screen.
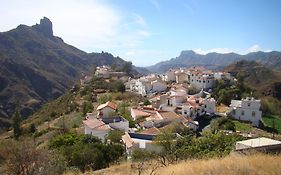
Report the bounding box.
[1,0,281,66]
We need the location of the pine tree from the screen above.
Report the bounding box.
[12,110,22,139]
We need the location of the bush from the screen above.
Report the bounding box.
[49,133,124,172]
[106,130,124,143]
[143,99,151,106]
[210,117,236,133]
[82,101,93,116]
[115,81,125,93]
[0,139,67,175]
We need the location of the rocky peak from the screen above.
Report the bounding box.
[37,17,53,37]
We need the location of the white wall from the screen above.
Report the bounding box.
[84,125,109,142]
[203,98,216,114]
[165,71,176,82]
[152,81,167,93]
[229,99,262,127]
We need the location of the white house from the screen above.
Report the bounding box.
[83,118,111,141]
[122,128,162,156]
[164,70,176,82]
[95,65,111,78]
[203,98,216,114]
[175,71,188,84]
[228,97,262,127]
[179,96,216,119]
[134,77,166,96]
[190,72,215,90]
[151,80,167,93]
[97,101,118,118]
[131,108,151,121]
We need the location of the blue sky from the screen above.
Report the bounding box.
[0,0,281,66]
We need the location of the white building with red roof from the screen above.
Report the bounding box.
[83,118,111,141]
[97,101,118,118]
[122,127,162,156]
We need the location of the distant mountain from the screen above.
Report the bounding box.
[146,50,281,73]
[0,17,134,122]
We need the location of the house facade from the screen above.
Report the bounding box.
[228,97,262,127]
[164,70,176,82]
[83,118,111,141]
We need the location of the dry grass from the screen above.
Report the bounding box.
[216,104,228,113]
[64,154,281,175]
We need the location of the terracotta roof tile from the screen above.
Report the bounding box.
[131,108,151,117]
[97,101,118,110]
[122,132,134,148]
[83,118,110,131]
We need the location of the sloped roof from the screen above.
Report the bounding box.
[83,118,110,131]
[97,101,118,110]
[131,108,151,117]
[139,127,161,135]
[157,111,180,120]
[122,132,134,148]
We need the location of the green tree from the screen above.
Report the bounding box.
[12,109,22,139]
[29,123,37,134]
[106,130,124,143]
[143,99,151,106]
[156,131,177,166]
[82,101,93,116]
[49,133,124,172]
[121,62,132,74]
[115,81,125,93]
[210,117,236,133]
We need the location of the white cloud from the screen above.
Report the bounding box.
[194,44,271,55]
[194,48,234,55]
[137,30,150,37]
[133,14,147,27]
[245,44,261,53]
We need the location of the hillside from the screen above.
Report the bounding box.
[224,60,281,115]
[64,154,281,175]
[0,17,134,126]
[224,60,281,100]
[146,50,281,73]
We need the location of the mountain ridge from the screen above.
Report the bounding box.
[145,50,281,73]
[0,17,134,123]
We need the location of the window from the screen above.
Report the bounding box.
[184,111,187,115]
[232,110,236,115]
[248,103,250,107]
[203,80,205,83]
[192,80,193,82]
[241,110,245,115]
[252,111,255,117]
[207,80,209,83]
[205,105,207,108]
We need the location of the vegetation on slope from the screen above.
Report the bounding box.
[0,17,135,128]
[63,154,281,175]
